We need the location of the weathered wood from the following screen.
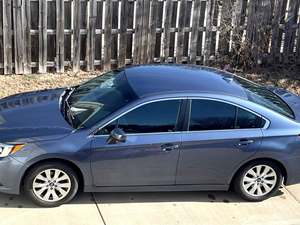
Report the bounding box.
[38,0,47,73]
[56,0,64,73]
[190,0,202,63]
[196,0,206,62]
[271,0,285,62]
[3,0,13,74]
[126,0,134,61]
[133,0,143,64]
[140,0,150,64]
[103,0,112,71]
[203,0,217,65]
[111,1,118,67]
[13,0,24,74]
[22,0,31,74]
[163,0,173,61]
[73,0,81,72]
[176,0,187,63]
[283,0,300,63]
[119,0,129,67]
[219,0,233,56]
[231,0,244,57]
[86,0,97,71]
[147,0,158,63]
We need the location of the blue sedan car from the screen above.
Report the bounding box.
[1,64,300,207]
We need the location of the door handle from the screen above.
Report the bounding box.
[238,139,255,146]
[161,143,179,152]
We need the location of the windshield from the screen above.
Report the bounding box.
[64,70,137,129]
[234,76,295,119]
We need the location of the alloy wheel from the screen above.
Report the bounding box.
[32,169,72,202]
[242,165,277,197]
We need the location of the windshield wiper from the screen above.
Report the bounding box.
[62,87,77,127]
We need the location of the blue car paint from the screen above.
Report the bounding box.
[0,64,300,195]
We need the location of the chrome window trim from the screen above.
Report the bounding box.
[187,97,270,130]
[91,97,187,137]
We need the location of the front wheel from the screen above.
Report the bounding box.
[24,162,79,207]
[233,160,283,201]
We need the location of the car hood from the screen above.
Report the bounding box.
[0,88,73,143]
[267,86,300,121]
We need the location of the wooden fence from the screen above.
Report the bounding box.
[0,0,299,75]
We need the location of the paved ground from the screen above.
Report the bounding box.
[0,185,299,225]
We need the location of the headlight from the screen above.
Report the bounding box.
[0,143,25,158]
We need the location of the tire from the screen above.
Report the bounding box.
[233,160,283,202]
[24,162,79,207]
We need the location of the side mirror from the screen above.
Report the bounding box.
[107,128,127,144]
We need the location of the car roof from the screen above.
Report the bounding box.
[124,64,248,99]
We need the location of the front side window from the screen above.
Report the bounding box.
[98,100,182,135]
[189,99,265,131]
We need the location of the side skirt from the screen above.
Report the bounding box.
[84,184,229,193]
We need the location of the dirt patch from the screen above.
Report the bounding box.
[0,66,300,99]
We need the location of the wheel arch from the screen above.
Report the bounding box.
[21,158,85,192]
[230,157,288,188]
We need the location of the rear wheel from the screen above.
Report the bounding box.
[233,160,283,201]
[24,162,79,207]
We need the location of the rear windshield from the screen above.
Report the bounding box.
[234,77,295,119]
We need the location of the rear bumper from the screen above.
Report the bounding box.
[284,156,300,186]
[0,156,24,194]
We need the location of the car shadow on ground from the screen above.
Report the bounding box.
[0,189,285,208]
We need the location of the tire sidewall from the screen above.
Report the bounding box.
[24,163,79,207]
[234,160,283,201]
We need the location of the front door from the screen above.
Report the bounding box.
[176,99,264,185]
[91,99,185,186]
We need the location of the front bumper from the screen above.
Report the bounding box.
[0,156,25,194]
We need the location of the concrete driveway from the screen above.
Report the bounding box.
[0,185,299,225]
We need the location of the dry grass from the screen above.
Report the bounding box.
[0,66,300,99]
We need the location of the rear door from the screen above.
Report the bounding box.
[176,99,264,185]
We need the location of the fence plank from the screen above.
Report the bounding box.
[283,0,300,63]
[3,0,13,74]
[23,0,31,74]
[163,0,173,62]
[39,0,47,73]
[231,0,244,59]
[176,0,187,63]
[118,0,129,67]
[203,0,217,65]
[134,0,144,64]
[13,0,24,74]
[271,0,285,62]
[73,0,81,72]
[56,0,64,73]
[103,0,112,71]
[190,0,201,63]
[86,0,97,71]
[147,0,158,63]
[219,0,233,56]
[140,0,150,64]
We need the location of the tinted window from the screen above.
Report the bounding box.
[236,108,264,129]
[189,100,235,131]
[234,76,294,119]
[99,100,181,134]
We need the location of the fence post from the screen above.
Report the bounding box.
[118,0,129,68]
[176,0,187,64]
[23,0,31,74]
[73,0,81,72]
[133,0,143,64]
[103,0,112,71]
[56,0,64,73]
[147,0,158,63]
[86,0,97,71]
[38,0,47,73]
[13,0,24,74]
[3,0,13,74]
[203,0,216,65]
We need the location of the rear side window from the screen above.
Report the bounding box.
[189,100,235,131]
[189,99,265,131]
[236,108,264,129]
